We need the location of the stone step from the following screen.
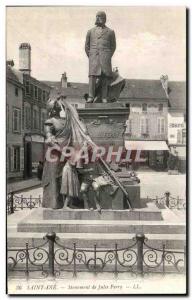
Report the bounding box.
[17,219,186,234]
[7,232,186,249]
[43,207,163,221]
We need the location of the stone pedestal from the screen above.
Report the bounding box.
[78,103,129,146]
[78,102,142,209]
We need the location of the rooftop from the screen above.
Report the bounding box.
[42,78,186,111]
[6,65,23,86]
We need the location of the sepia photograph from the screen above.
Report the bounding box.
[6,5,187,295]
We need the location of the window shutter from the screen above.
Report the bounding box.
[20,147,24,170]
[10,147,14,172]
[19,110,21,132]
[12,110,14,132]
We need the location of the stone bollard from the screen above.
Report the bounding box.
[136,233,145,276]
[46,232,56,277]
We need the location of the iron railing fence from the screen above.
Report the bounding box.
[7,233,186,280]
[7,191,186,215]
[7,192,42,214]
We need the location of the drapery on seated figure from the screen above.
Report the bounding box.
[42,96,81,209]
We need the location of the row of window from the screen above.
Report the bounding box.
[24,80,49,102]
[25,106,47,131]
[130,103,164,112]
[126,117,166,135]
[7,106,47,133]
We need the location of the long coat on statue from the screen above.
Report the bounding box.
[85,26,116,77]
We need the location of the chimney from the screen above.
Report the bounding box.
[61,72,67,88]
[19,43,31,75]
[160,75,169,98]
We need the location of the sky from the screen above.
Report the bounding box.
[6,6,186,83]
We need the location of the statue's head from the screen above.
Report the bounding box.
[95,11,106,26]
[47,93,67,118]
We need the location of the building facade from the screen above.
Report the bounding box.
[120,79,169,170]
[167,81,186,173]
[22,74,51,178]
[18,43,51,178]
[6,43,51,180]
[6,63,24,180]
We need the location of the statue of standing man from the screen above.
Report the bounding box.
[85,11,116,103]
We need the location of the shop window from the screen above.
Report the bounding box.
[12,108,21,133]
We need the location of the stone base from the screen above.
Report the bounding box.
[43,206,162,221]
[168,170,179,175]
[85,183,140,210]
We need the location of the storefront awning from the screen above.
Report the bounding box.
[125,141,169,151]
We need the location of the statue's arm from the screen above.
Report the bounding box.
[85,30,91,57]
[110,30,116,56]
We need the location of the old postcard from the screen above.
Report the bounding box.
[6,6,187,295]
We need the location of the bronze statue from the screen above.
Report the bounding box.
[42,95,132,210]
[85,11,116,103]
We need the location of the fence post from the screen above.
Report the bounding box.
[25,242,29,280]
[10,192,14,214]
[21,195,24,210]
[46,232,56,277]
[73,243,77,278]
[29,195,32,209]
[165,191,170,208]
[136,233,145,276]
[38,195,41,207]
